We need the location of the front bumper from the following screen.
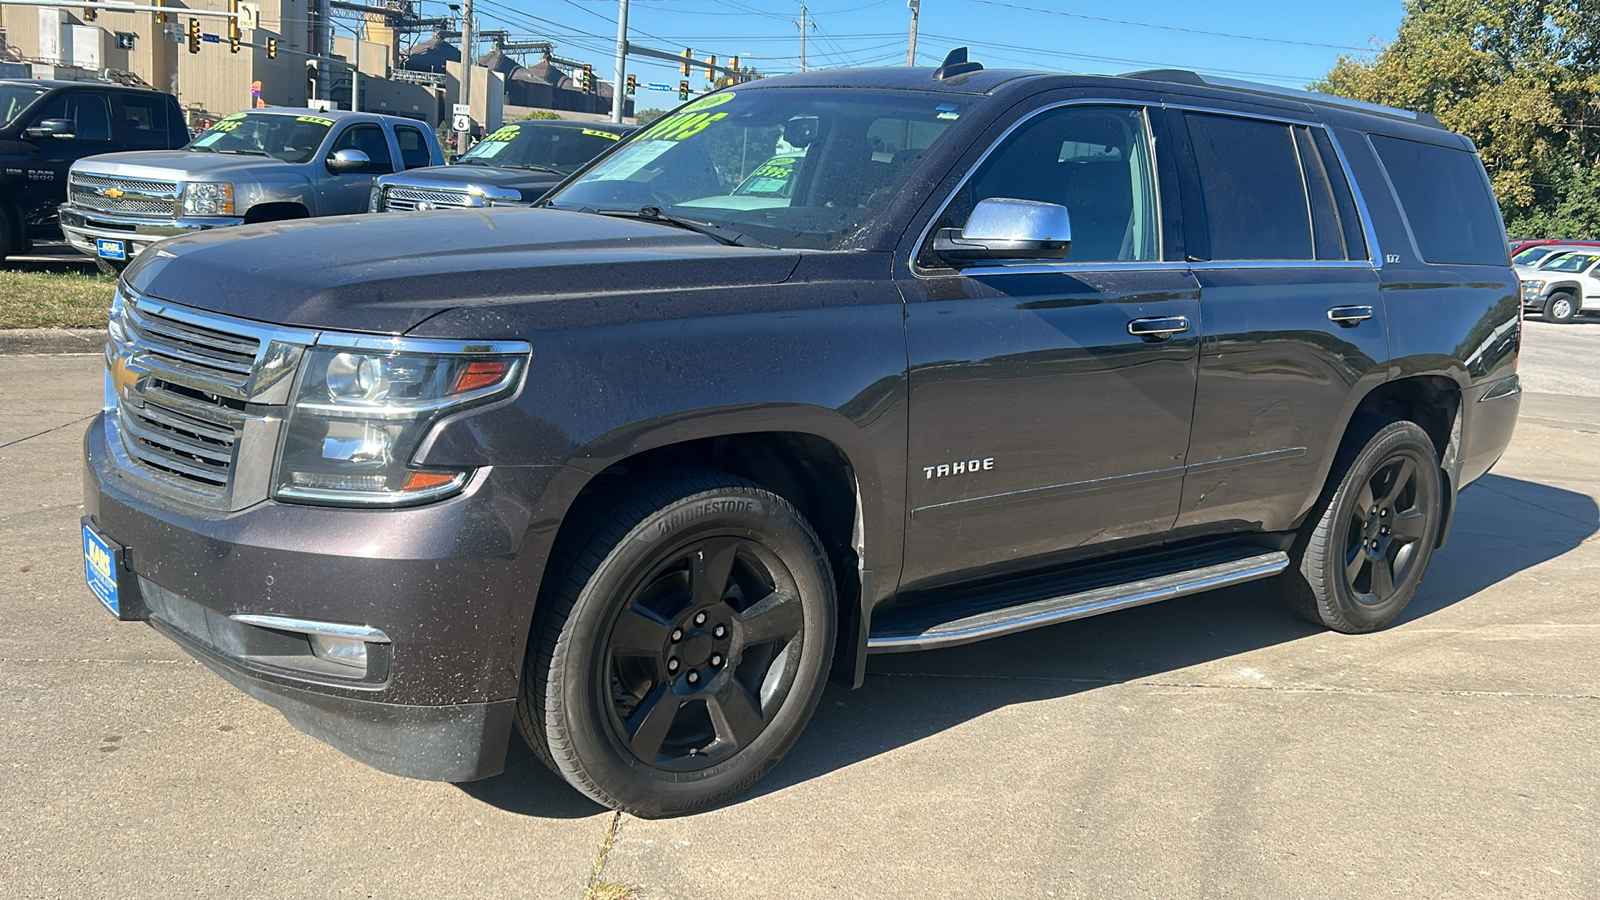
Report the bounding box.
[60,205,243,261]
[83,412,549,782]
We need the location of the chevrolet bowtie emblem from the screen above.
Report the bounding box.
[102,187,125,199]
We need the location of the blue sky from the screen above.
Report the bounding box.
[423,0,1407,106]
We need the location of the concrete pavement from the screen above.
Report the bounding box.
[2,324,1597,899]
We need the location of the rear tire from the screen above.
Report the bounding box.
[1545,291,1577,323]
[94,257,126,276]
[1272,418,1443,633]
[517,469,836,817]
[0,206,13,265]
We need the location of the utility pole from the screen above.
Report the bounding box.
[906,0,920,67]
[352,18,361,112]
[456,0,473,152]
[795,4,808,72]
[611,0,628,124]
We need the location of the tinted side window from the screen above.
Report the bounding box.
[1183,113,1312,261]
[1369,134,1505,266]
[394,125,431,169]
[34,91,114,142]
[955,105,1160,263]
[115,93,170,147]
[330,124,394,174]
[1311,129,1368,260]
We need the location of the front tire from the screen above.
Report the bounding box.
[1273,419,1443,633]
[1545,291,1577,323]
[518,470,836,817]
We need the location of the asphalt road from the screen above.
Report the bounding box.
[1,326,1597,899]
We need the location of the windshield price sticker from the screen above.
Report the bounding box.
[467,140,511,159]
[582,129,622,141]
[642,112,728,142]
[210,120,241,133]
[587,139,676,181]
[296,116,335,126]
[483,125,521,143]
[220,112,247,122]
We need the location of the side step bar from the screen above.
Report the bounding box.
[867,549,1290,653]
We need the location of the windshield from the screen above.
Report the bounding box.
[1512,246,1555,266]
[1540,252,1599,273]
[185,112,333,163]
[545,88,971,250]
[0,84,47,129]
[461,122,628,174]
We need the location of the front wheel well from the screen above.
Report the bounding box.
[551,432,863,671]
[243,202,310,224]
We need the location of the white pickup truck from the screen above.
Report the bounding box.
[1517,249,1600,323]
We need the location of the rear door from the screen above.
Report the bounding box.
[896,100,1201,590]
[112,91,179,151]
[1168,105,1387,534]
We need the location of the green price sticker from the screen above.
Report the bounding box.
[296,116,335,126]
[582,129,622,141]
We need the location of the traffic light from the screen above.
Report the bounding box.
[581,64,593,94]
[229,0,240,53]
[729,57,740,82]
[679,48,691,76]
[188,18,201,54]
[705,56,716,84]
[83,7,97,22]
[155,0,164,25]
[678,80,689,101]
[625,74,636,96]
[267,37,277,59]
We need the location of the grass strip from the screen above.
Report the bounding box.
[0,270,116,328]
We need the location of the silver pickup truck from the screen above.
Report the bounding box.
[60,108,443,267]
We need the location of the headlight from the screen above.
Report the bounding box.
[182,182,235,216]
[1521,279,1545,298]
[368,185,383,212]
[274,342,529,506]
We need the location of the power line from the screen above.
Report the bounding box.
[966,0,1374,52]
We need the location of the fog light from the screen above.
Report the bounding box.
[309,633,369,669]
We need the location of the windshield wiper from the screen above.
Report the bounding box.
[454,157,494,166]
[507,163,563,175]
[217,148,271,156]
[599,206,760,248]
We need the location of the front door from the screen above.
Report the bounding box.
[19,89,117,229]
[896,103,1200,591]
[319,123,395,214]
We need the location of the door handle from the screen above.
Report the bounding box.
[1327,305,1375,326]
[1127,316,1190,338]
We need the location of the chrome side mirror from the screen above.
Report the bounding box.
[934,197,1072,265]
[327,148,371,174]
[24,118,75,140]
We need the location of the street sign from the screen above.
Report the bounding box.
[238,3,259,30]
[451,113,470,132]
[201,33,221,43]
[452,103,470,117]
[645,82,672,91]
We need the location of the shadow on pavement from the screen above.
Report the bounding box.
[460,474,1596,815]
[4,244,97,275]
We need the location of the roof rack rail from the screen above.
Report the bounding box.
[1121,69,1442,127]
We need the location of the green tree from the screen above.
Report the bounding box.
[635,108,669,125]
[1316,0,1600,237]
[516,109,563,121]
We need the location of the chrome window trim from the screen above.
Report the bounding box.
[1161,103,1382,266]
[909,99,1166,280]
[1188,260,1377,270]
[951,260,1191,277]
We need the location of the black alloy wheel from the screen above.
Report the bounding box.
[1273,418,1443,633]
[518,469,836,817]
[604,534,808,771]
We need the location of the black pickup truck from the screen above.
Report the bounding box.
[82,55,1521,817]
[0,80,187,262]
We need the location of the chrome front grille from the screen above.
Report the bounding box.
[70,172,179,217]
[382,185,474,211]
[118,381,243,491]
[123,302,261,391]
[106,293,316,510]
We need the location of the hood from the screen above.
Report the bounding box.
[125,208,802,334]
[387,163,565,193]
[71,149,289,180]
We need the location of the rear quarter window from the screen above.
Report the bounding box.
[1369,134,1505,266]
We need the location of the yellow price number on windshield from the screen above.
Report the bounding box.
[581,129,622,141]
[210,120,241,133]
[483,125,521,142]
[641,112,728,142]
[296,116,335,126]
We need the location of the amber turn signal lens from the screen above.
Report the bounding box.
[402,472,459,491]
[452,360,510,394]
